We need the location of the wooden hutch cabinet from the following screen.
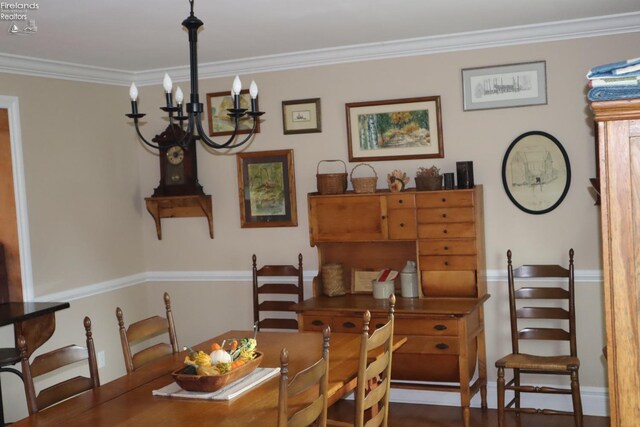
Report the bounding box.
[295,186,487,426]
[590,98,640,426]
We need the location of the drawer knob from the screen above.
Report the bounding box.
[442,213,447,218]
[343,321,356,329]
[434,324,448,331]
[444,261,449,266]
[399,199,404,204]
[311,320,325,326]
[441,198,447,203]
[444,246,449,250]
[381,215,387,220]
[399,223,405,228]
[443,229,448,234]
[436,343,449,350]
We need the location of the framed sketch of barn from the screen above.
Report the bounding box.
[345,96,443,161]
[462,61,547,111]
[502,131,571,214]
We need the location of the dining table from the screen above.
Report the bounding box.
[12,329,406,426]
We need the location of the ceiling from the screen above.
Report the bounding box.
[0,0,639,80]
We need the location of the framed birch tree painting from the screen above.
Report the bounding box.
[345,96,443,161]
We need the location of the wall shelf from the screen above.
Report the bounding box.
[145,195,213,240]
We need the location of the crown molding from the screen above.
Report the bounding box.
[0,52,132,85]
[1,12,639,87]
[0,12,638,87]
[133,12,640,86]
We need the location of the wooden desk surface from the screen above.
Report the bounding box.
[292,294,490,316]
[13,330,405,426]
[0,302,69,327]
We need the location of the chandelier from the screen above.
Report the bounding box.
[125,0,264,150]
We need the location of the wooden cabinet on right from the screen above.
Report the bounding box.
[590,98,640,426]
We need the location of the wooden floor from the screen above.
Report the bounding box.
[328,401,610,427]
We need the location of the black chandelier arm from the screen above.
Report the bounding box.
[132,119,161,150]
[195,115,244,149]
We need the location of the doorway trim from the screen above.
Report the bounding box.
[0,96,34,301]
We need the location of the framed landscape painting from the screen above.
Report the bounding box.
[346,96,444,162]
[207,89,261,136]
[236,149,297,228]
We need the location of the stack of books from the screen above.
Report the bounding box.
[587,57,640,101]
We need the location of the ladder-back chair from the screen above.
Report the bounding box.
[495,249,582,427]
[116,291,178,373]
[277,327,330,427]
[252,254,304,331]
[18,316,100,414]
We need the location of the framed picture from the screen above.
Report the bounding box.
[207,89,261,136]
[236,149,297,228]
[346,96,444,162]
[462,61,547,111]
[351,269,380,294]
[282,98,322,134]
[502,131,571,215]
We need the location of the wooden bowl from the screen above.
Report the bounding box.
[172,352,263,392]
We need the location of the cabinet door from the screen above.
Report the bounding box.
[309,195,388,242]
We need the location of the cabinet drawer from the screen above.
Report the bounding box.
[419,255,477,270]
[418,239,476,255]
[421,270,477,297]
[388,209,417,240]
[302,315,332,332]
[395,317,458,336]
[387,194,415,209]
[396,336,459,355]
[416,191,473,208]
[417,207,474,223]
[418,223,475,239]
[331,316,388,333]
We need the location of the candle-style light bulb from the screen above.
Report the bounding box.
[232,75,242,95]
[163,73,173,93]
[175,86,184,104]
[249,81,258,99]
[129,83,138,101]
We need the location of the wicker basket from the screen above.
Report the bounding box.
[321,263,347,297]
[415,175,443,191]
[350,163,378,194]
[316,160,348,195]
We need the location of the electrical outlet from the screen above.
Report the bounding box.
[97,351,106,369]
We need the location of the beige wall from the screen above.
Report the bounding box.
[0,31,638,421]
[0,75,146,297]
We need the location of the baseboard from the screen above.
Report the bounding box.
[386,382,608,417]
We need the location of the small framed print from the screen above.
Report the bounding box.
[282,98,322,134]
[207,89,261,136]
[462,61,547,111]
[236,149,297,228]
[351,269,380,294]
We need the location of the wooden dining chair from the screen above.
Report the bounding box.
[252,254,304,331]
[116,291,178,373]
[18,316,100,415]
[278,326,330,427]
[495,249,583,427]
[329,294,396,427]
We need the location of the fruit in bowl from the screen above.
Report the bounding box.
[174,337,262,392]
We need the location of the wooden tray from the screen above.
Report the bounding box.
[172,352,263,392]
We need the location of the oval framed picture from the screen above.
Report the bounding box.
[501,131,571,214]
